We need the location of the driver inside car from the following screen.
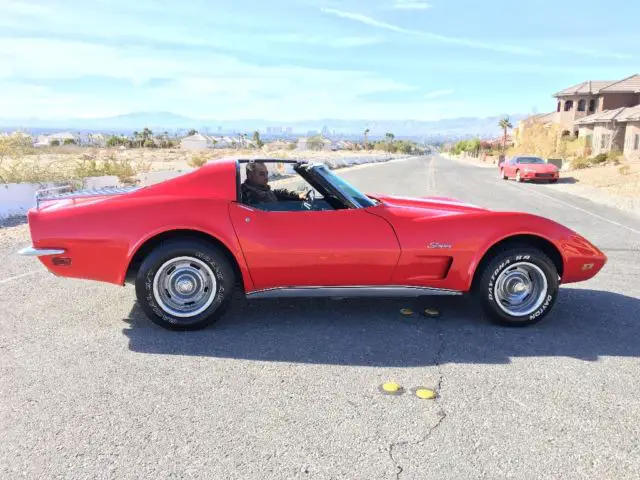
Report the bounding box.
[240,161,308,205]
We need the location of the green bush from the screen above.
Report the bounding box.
[609,150,623,165]
[592,153,608,164]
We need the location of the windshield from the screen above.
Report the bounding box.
[312,164,377,208]
[517,157,545,164]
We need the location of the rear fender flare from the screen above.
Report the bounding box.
[121,226,254,292]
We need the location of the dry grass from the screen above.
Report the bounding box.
[0,137,154,184]
[0,140,403,184]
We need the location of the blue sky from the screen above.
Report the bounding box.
[0,0,638,121]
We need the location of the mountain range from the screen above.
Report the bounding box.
[0,111,527,139]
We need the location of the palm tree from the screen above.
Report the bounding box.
[498,117,513,152]
[385,132,395,153]
[363,128,370,150]
[252,130,264,148]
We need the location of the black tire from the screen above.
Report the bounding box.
[515,170,523,182]
[475,246,559,327]
[135,239,236,330]
[549,179,558,183]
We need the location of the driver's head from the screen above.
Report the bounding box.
[246,161,269,186]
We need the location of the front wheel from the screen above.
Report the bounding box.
[475,246,559,327]
[135,239,236,330]
[515,170,523,182]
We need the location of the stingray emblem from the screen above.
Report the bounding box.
[428,242,452,249]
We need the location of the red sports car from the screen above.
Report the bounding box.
[18,158,605,330]
[500,155,560,183]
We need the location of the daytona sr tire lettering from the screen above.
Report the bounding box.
[476,245,559,327]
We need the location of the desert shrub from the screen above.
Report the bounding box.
[306,136,324,151]
[618,165,631,175]
[395,141,413,154]
[50,139,60,146]
[188,153,210,168]
[63,138,75,145]
[287,143,297,150]
[592,153,608,164]
[73,156,147,182]
[571,157,591,170]
[0,158,66,183]
[608,150,623,165]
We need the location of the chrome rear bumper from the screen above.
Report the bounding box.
[18,247,65,256]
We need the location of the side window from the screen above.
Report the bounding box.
[238,162,333,212]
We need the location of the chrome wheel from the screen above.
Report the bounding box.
[493,262,548,317]
[152,256,217,318]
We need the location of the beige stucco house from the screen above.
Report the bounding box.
[574,104,640,158]
[517,74,640,158]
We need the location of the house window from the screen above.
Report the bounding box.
[577,99,586,111]
[588,99,596,112]
[564,100,573,111]
[635,134,639,150]
[557,101,561,112]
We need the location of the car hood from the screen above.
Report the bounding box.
[371,194,489,217]
[520,163,558,173]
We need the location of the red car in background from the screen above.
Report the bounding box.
[18,158,605,331]
[500,155,559,183]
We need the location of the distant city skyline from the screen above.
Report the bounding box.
[1,0,637,121]
[0,110,527,140]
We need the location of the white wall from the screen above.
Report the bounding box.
[0,176,122,220]
[0,183,53,219]
[135,169,195,186]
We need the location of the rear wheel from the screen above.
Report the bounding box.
[135,239,236,330]
[475,246,559,327]
[499,168,507,180]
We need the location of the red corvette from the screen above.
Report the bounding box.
[500,155,560,183]
[19,158,606,329]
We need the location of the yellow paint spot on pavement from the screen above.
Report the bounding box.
[379,382,404,395]
[414,387,437,399]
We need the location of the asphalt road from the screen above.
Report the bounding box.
[2,155,640,479]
